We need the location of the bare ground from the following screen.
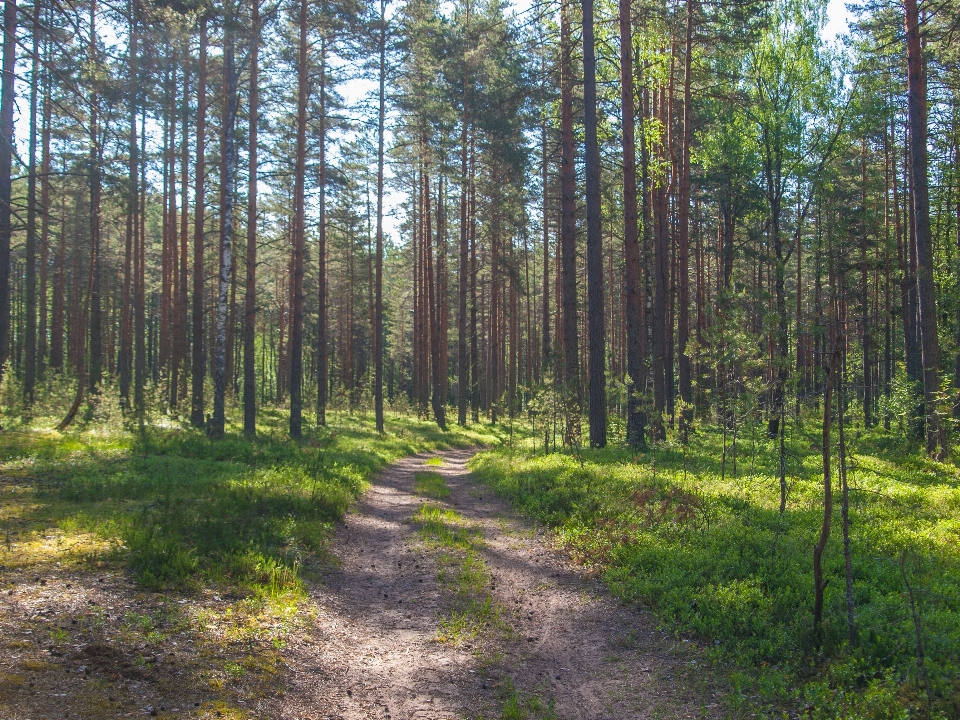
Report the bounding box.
[266,448,721,720]
[0,448,722,720]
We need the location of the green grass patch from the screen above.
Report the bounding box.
[411,502,505,645]
[1,410,499,603]
[424,456,445,467]
[480,678,557,720]
[470,421,960,718]
[413,503,478,550]
[413,470,450,499]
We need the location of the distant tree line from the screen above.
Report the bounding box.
[0,0,958,458]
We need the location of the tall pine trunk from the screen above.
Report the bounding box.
[176,56,190,406]
[0,0,16,404]
[559,0,579,443]
[582,0,606,447]
[24,0,39,402]
[620,0,644,446]
[244,0,260,435]
[457,50,469,426]
[289,0,307,439]
[677,0,694,436]
[191,18,208,426]
[374,0,386,432]
[316,35,328,426]
[87,0,103,393]
[120,7,136,405]
[38,19,50,379]
[904,0,943,457]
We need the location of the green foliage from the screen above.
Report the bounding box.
[413,470,451,499]
[479,678,557,720]
[470,422,960,718]
[2,412,498,602]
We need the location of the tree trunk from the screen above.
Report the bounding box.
[437,175,449,426]
[289,0,307,439]
[0,0,16,405]
[24,0,39,402]
[374,0,386,432]
[582,0,606,447]
[244,0,260,435]
[677,0,694,436]
[119,7,136,405]
[457,61,469,426]
[177,53,190,407]
[191,17,208,427]
[559,0,579,442]
[135,112,147,414]
[814,339,840,632]
[38,19,50,379]
[860,137,872,427]
[424,171,444,428]
[652,88,669,441]
[541,117,551,378]
[838,336,856,646]
[904,0,943,457]
[211,4,238,438]
[87,0,102,394]
[469,142,479,422]
[620,0,644,446]
[316,35,328,426]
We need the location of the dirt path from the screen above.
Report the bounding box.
[269,448,719,720]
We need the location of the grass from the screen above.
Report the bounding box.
[411,497,506,645]
[470,419,960,719]
[0,402,500,718]
[1,408,498,598]
[478,677,557,720]
[414,470,451,499]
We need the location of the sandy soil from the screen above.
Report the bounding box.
[266,448,720,720]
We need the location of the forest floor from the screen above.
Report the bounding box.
[0,429,717,720]
[268,448,718,720]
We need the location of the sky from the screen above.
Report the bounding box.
[824,0,852,44]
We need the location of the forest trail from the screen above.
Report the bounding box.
[270,448,718,720]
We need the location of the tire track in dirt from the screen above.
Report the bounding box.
[270,448,719,720]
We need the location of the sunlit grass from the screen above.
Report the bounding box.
[413,470,451,499]
[470,419,960,718]
[1,405,499,598]
[411,501,507,646]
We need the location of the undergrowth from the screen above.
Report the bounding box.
[0,407,498,602]
[470,420,960,719]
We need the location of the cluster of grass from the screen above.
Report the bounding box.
[0,409,498,602]
[411,495,504,645]
[470,422,960,718]
[413,470,451,499]
[479,677,557,720]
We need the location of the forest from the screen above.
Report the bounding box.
[0,0,959,716]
